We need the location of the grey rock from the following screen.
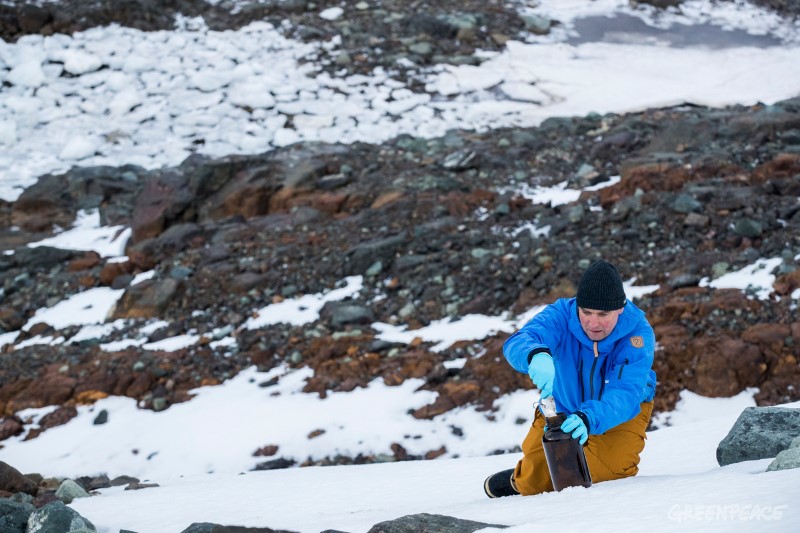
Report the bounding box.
[109,475,140,487]
[346,235,406,274]
[609,195,641,221]
[111,278,181,319]
[395,255,429,271]
[521,14,551,35]
[565,205,584,224]
[406,14,460,40]
[683,213,709,227]
[12,247,77,269]
[711,262,729,279]
[55,479,90,504]
[0,499,36,533]
[366,513,507,533]
[767,447,800,471]
[83,474,111,490]
[671,193,702,213]
[717,407,800,466]
[321,302,375,328]
[252,458,296,471]
[408,42,433,56]
[27,501,96,533]
[365,261,383,277]
[152,397,168,412]
[8,492,34,504]
[441,149,478,170]
[93,410,108,425]
[181,523,297,532]
[733,218,763,238]
[169,266,194,280]
[110,273,134,289]
[667,274,701,289]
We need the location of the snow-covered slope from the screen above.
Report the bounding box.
[68,398,800,533]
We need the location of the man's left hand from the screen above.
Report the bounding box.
[561,414,589,445]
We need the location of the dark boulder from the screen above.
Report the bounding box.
[367,513,507,533]
[717,406,800,466]
[0,462,38,496]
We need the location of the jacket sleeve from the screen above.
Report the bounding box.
[577,322,655,435]
[502,301,568,374]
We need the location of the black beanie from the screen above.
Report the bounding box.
[576,260,626,311]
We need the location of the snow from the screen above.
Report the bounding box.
[28,208,131,258]
[141,334,201,352]
[21,287,124,331]
[699,257,784,300]
[372,313,528,352]
[244,275,364,329]
[54,388,799,533]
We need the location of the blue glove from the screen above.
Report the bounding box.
[527,352,554,399]
[561,414,589,445]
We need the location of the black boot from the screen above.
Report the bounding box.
[484,468,520,498]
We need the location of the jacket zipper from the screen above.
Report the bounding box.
[589,342,599,400]
[618,358,629,379]
[599,363,607,400]
[578,359,585,403]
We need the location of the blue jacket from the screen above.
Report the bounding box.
[503,297,656,435]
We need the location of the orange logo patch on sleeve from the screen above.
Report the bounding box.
[630,336,644,348]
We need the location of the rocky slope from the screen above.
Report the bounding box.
[1,0,799,477]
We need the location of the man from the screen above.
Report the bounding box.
[484,259,656,497]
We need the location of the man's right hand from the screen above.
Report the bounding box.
[527,353,554,398]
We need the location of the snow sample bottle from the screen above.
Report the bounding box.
[539,396,592,491]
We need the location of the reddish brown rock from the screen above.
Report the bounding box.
[99,261,133,286]
[412,381,481,419]
[752,153,800,182]
[307,429,325,439]
[690,337,764,397]
[6,373,76,414]
[253,445,279,457]
[131,171,192,242]
[0,416,24,441]
[125,372,154,398]
[391,442,409,461]
[0,461,38,495]
[24,405,78,440]
[774,270,800,296]
[208,175,277,219]
[10,176,73,232]
[425,447,447,460]
[741,323,791,351]
[68,251,101,272]
[0,307,25,332]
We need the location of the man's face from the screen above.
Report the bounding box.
[578,307,624,341]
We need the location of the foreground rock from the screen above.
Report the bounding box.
[717,407,800,466]
[181,524,297,533]
[367,513,507,533]
[0,499,36,532]
[26,501,96,533]
[767,436,800,471]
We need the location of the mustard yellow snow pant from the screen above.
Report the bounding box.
[513,400,654,496]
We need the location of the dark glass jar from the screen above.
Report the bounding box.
[542,412,593,491]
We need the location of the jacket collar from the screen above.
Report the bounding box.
[566,297,642,351]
